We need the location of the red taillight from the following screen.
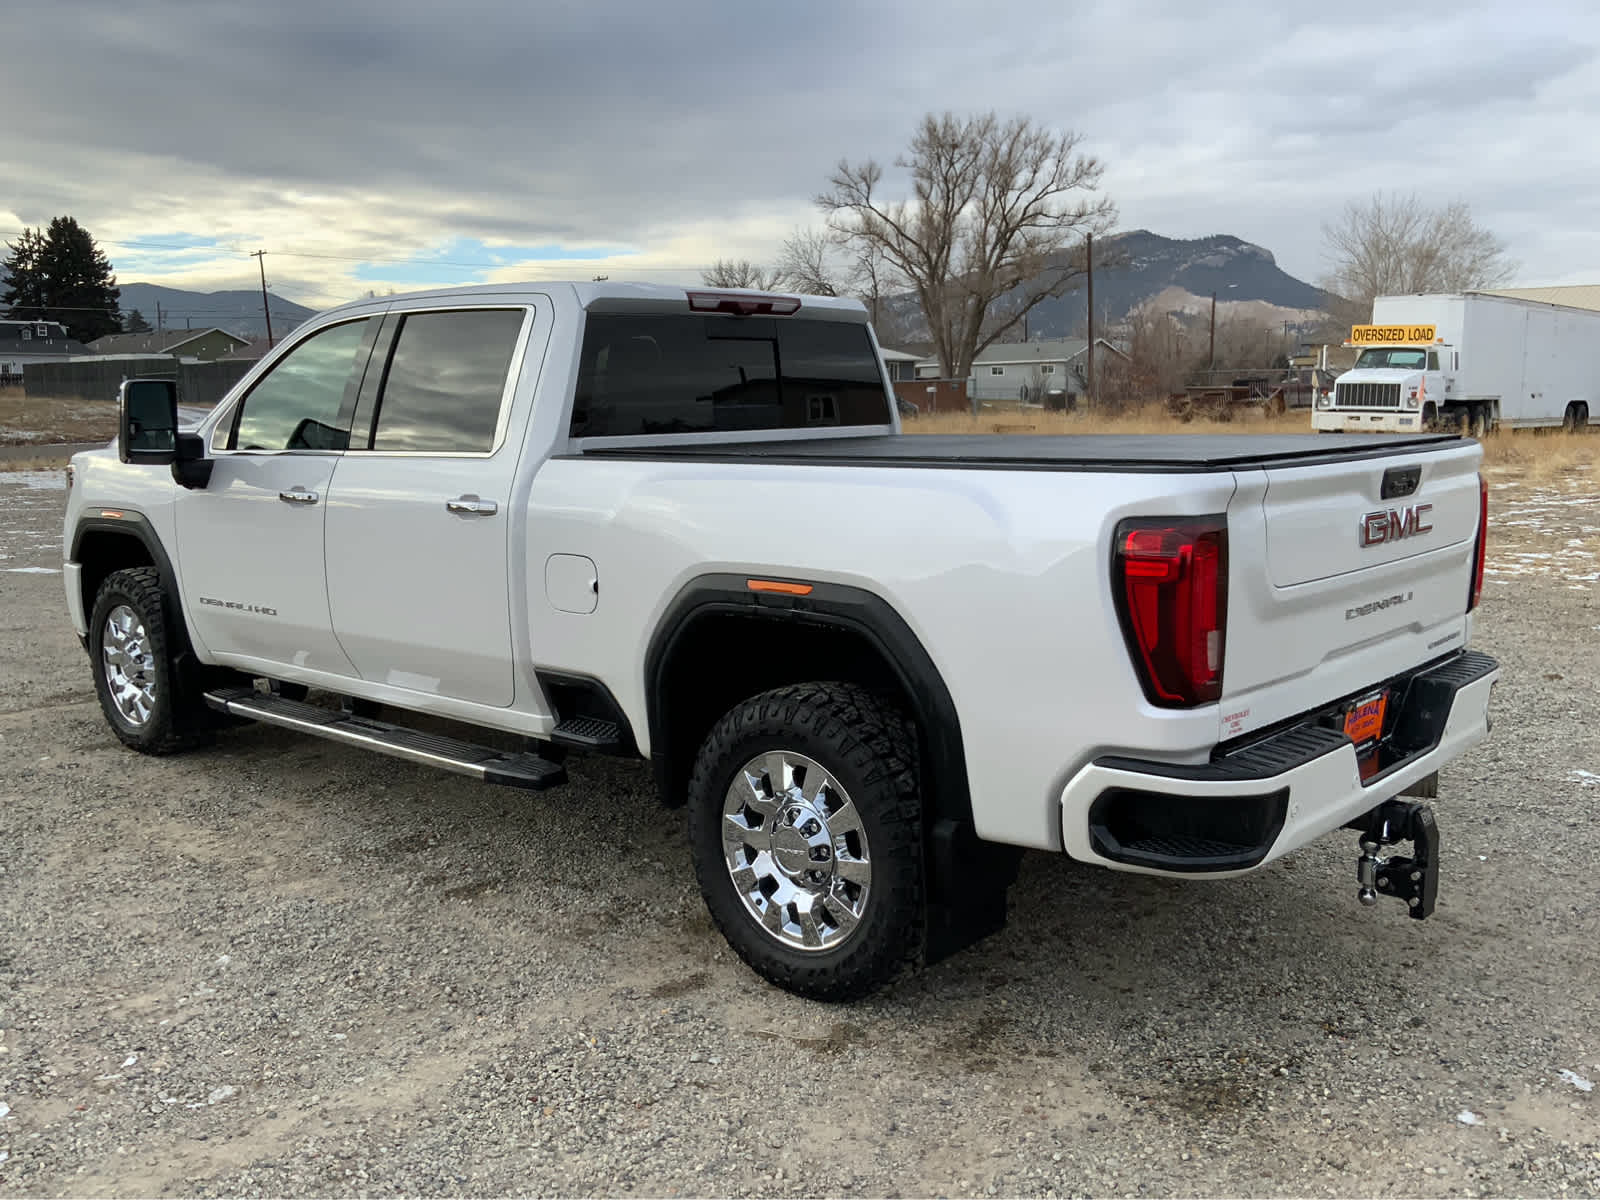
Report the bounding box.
[1468,473,1488,611]
[686,290,801,316]
[1113,517,1228,707]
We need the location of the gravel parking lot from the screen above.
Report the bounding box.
[2,466,1597,1198]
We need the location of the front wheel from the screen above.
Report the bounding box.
[89,566,211,754]
[686,683,924,1001]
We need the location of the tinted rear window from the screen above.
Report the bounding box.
[571,314,889,437]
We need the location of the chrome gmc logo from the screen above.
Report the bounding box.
[1360,503,1433,547]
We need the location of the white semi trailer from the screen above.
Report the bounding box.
[1312,291,1600,433]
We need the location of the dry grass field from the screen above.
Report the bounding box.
[0,386,117,447]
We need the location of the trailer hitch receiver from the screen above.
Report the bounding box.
[1348,799,1439,919]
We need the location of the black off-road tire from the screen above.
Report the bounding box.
[687,682,923,1002]
[89,566,213,754]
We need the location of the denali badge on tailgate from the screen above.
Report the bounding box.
[1359,503,1432,547]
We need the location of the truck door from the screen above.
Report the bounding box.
[322,304,540,707]
[176,316,381,674]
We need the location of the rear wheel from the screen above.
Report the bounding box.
[89,567,212,754]
[686,683,923,1001]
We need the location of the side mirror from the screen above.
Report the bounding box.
[118,378,179,465]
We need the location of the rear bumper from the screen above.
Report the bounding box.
[1312,410,1423,432]
[1059,651,1499,876]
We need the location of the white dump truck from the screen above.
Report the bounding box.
[1312,291,1600,433]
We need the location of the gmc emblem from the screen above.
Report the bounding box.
[1360,503,1433,547]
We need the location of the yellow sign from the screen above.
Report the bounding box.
[1350,324,1437,345]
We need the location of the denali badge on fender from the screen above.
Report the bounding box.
[1359,503,1433,547]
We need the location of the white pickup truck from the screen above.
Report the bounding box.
[64,282,1499,999]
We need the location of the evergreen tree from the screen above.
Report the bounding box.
[124,308,153,333]
[1,228,49,318]
[40,217,122,341]
[2,217,123,341]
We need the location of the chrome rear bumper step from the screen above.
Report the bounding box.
[202,687,568,790]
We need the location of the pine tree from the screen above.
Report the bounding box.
[124,308,153,333]
[38,217,122,342]
[1,228,49,319]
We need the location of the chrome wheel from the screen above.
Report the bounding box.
[102,604,157,727]
[722,749,872,952]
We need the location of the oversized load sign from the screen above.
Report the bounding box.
[1350,324,1437,345]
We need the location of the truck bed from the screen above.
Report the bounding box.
[580,432,1463,473]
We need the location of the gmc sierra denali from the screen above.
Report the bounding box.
[63,282,1499,999]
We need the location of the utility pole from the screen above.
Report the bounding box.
[156,302,163,335]
[252,250,275,348]
[1085,232,1095,407]
[1208,291,1217,371]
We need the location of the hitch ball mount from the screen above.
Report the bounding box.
[1347,799,1439,920]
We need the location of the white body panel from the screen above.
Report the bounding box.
[1313,292,1600,431]
[176,453,356,675]
[62,279,1495,877]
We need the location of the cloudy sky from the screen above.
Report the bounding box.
[4,0,1596,309]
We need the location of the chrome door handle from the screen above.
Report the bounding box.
[278,488,320,505]
[446,496,498,516]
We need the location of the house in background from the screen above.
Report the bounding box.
[88,327,252,362]
[0,320,91,385]
[914,337,1130,408]
[878,347,921,382]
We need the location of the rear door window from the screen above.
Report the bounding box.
[365,308,526,454]
[572,314,889,437]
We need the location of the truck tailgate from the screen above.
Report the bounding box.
[1263,448,1481,585]
[1223,440,1483,735]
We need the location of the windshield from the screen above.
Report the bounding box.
[1354,347,1428,371]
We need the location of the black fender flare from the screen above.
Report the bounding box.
[644,574,1017,961]
[71,511,190,646]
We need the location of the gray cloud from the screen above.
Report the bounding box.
[5,0,1596,303]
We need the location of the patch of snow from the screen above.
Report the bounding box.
[1570,771,1600,789]
[1456,1110,1483,1125]
[1558,1068,1594,1092]
[1,470,67,490]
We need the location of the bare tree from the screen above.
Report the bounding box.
[1121,306,1194,397]
[700,259,788,290]
[776,228,841,296]
[819,111,1115,381]
[1321,193,1516,312]
[1208,313,1295,373]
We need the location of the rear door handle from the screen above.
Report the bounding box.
[279,487,319,505]
[446,496,498,516]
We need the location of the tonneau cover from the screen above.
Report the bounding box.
[580,432,1462,473]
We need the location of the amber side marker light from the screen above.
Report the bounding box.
[99,509,125,519]
[747,579,814,596]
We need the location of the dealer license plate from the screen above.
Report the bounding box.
[1342,691,1388,747]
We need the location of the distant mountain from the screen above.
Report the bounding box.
[880,230,1333,346]
[115,284,315,339]
[1014,231,1331,337]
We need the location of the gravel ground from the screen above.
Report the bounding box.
[2,470,1597,1199]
